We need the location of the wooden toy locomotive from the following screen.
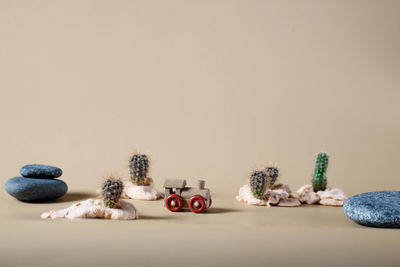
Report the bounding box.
[163,179,212,213]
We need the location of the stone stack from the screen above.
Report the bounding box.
[5,164,68,202]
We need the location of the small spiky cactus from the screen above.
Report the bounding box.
[249,170,268,199]
[129,154,149,185]
[102,177,123,208]
[265,164,279,189]
[312,152,329,192]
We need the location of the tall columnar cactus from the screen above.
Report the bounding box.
[102,177,123,208]
[129,154,149,185]
[249,170,268,199]
[265,164,279,189]
[312,152,329,192]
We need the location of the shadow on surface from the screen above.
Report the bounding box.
[205,207,240,214]
[139,215,176,220]
[57,192,97,202]
[22,192,97,204]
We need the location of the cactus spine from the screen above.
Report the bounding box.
[265,164,279,189]
[129,154,149,185]
[249,170,268,199]
[102,177,123,208]
[312,152,329,192]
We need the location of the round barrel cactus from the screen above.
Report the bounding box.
[102,177,123,208]
[249,170,268,199]
[129,153,149,185]
[265,164,279,189]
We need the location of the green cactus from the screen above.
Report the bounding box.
[312,152,329,192]
[129,154,149,185]
[102,177,123,208]
[249,170,268,199]
[265,164,279,189]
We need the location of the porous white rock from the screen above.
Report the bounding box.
[41,199,137,220]
[297,184,320,204]
[236,184,268,206]
[272,183,292,193]
[277,198,302,207]
[122,178,162,200]
[317,188,347,206]
[236,183,301,207]
[267,184,301,207]
[297,184,347,206]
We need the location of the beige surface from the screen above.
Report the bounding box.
[1,0,400,266]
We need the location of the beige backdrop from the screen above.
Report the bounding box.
[1,1,399,267]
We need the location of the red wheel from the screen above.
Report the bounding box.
[189,195,206,213]
[165,194,183,212]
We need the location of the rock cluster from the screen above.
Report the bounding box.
[236,183,301,207]
[297,184,347,206]
[236,183,347,207]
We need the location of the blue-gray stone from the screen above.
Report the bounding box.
[344,191,400,228]
[20,164,62,179]
[5,177,68,201]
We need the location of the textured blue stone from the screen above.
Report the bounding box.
[5,177,68,201]
[20,164,62,179]
[344,191,400,228]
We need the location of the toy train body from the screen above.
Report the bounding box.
[163,179,212,213]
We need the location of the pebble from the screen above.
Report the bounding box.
[20,164,62,179]
[343,191,400,228]
[5,177,68,202]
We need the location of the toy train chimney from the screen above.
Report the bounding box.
[198,180,205,189]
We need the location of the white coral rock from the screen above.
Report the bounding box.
[41,199,137,220]
[297,184,320,204]
[317,188,347,206]
[267,188,290,205]
[297,184,347,206]
[236,184,268,205]
[277,198,302,207]
[122,178,162,200]
[236,183,301,207]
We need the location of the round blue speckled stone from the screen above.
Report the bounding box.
[344,191,400,228]
[5,177,68,202]
[20,164,62,179]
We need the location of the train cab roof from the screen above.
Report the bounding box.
[163,179,187,189]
